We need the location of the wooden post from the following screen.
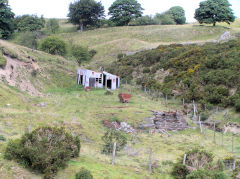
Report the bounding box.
[204,128,207,139]
[233,156,236,170]
[232,134,234,153]
[213,122,216,144]
[199,116,202,133]
[182,98,185,106]
[183,154,187,165]
[165,95,167,106]
[112,142,117,165]
[148,148,152,173]
[193,100,197,119]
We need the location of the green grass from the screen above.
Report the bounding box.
[57,21,232,69]
[1,20,240,178]
[0,83,237,178]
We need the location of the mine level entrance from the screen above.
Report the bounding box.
[80,75,83,84]
[103,74,106,87]
[89,78,96,87]
[116,78,118,88]
[107,79,112,89]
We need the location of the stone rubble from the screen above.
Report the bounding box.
[103,120,136,133]
[140,110,189,131]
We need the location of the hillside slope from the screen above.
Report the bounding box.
[109,38,240,122]
[1,22,240,178]
[0,40,77,95]
[0,41,237,178]
[58,22,231,69]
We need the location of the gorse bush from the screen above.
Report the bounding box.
[171,148,226,179]
[4,127,80,178]
[75,168,93,179]
[102,129,127,154]
[109,38,240,112]
[39,36,67,56]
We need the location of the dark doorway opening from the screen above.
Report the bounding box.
[116,78,118,88]
[103,74,106,86]
[107,79,112,89]
[80,75,83,84]
[89,78,96,87]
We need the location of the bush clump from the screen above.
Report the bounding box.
[171,148,226,179]
[39,36,67,56]
[102,129,127,154]
[75,168,93,179]
[0,135,6,141]
[171,163,190,179]
[71,45,96,65]
[5,126,80,178]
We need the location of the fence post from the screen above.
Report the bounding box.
[193,100,197,119]
[182,98,185,106]
[233,156,236,170]
[165,94,167,106]
[204,128,207,139]
[112,142,117,165]
[213,122,216,144]
[199,116,202,133]
[183,154,187,165]
[148,148,152,173]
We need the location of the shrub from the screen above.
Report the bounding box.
[171,163,190,179]
[128,15,156,26]
[75,168,93,179]
[102,129,127,154]
[186,169,226,179]
[0,135,6,141]
[235,99,240,112]
[39,36,67,56]
[143,67,150,73]
[46,19,59,34]
[0,51,7,68]
[154,13,176,25]
[5,127,80,178]
[89,49,97,58]
[17,31,39,49]
[71,45,96,65]
[200,112,209,121]
[185,148,213,168]
[14,14,45,32]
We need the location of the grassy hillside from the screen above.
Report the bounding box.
[0,40,77,94]
[1,21,240,178]
[1,83,238,179]
[57,21,232,69]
